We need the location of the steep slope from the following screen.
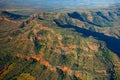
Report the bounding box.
[0,8,120,80]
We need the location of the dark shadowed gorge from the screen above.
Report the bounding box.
[54,19,120,57]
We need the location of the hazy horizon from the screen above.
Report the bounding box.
[0,0,120,12]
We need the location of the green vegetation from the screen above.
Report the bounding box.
[16,73,36,80]
[0,7,120,80]
[59,54,75,66]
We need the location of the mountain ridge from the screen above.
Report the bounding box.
[0,3,120,80]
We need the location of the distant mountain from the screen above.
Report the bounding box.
[0,0,120,11]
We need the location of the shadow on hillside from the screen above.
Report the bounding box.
[1,11,28,20]
[54,20,120,57]
[68,12,102,27]
[96,11,110,21]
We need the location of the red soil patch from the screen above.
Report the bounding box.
[35,36,42,41]
[0,70,7,79]
[88,45,99,51]
[16,54,23,58]
[74,73,82,79]
[15,54,57,72]
[69,45,76,49]
[31,55,41,61]
[58,66,69,72]
[60,43,64,47]
[50,68,56,71]
[40,60,50,67]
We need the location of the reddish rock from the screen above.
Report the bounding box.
[58,66,69,72]
[40,60,50,67]
[35,36,42,41]
[88,44,99,51]
[60,43,64,47]
[50,68,56,71]
[74,73,82,79]
[31,56,41,61]
[69,45,76,49]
